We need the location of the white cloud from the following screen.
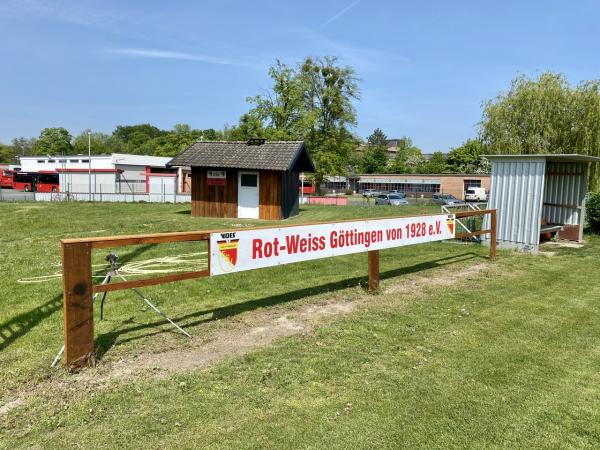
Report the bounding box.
[322,0,361,26]
[109,48,255,67]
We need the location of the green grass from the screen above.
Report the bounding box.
[1,202,599,449]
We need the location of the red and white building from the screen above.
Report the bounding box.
[18,153,187,194]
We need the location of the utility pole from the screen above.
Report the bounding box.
[88,131,92,201]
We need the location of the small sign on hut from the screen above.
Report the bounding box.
[167,139,315,220]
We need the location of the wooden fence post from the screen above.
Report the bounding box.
[368,250,380,291]
[490,210,497,260]
[62,241,95,369]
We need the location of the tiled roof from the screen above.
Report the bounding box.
[167,140,314,171]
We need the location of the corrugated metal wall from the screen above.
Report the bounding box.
[542,162,587,228]
[486,158,546,251]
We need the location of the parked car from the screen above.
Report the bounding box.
[432,194,463,205]
[375,194,409,206]
[362,189,381,197]
[387,190,406,198]
[464,187,487,202]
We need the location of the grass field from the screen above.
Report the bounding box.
[1,201,599,449]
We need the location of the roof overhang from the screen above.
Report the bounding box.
[482,154,600,163]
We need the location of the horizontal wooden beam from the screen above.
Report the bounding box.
[455,229,492,239]
[92,269,210,293]
[63,231,211,249]
[454,209,496,219]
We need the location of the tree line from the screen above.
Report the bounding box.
[2,60,599,188]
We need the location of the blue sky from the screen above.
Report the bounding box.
[1,0,599,151]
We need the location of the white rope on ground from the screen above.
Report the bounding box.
[17,252,209,284]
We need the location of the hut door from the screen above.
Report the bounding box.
[238,171,259,219]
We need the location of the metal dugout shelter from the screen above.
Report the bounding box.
[483,154,600,252]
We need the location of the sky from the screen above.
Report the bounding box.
[1,0,599,151]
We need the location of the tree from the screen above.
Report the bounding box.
[72,130,124,155]
[419,151,448,174]
[113,124,163,143]
[141,124,204,157]
[367,128,388,147]
[240,56,361,187]
[0,143,15,163]
[34,127,73,155]
[246,60,308,138]
[480,71,600,189]
[11,137,36,156]
[359,128,390,173]
[389,136,424,173]
[359,145,388,173]
[446,139,489,173]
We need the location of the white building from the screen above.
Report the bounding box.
[19,153,184,194]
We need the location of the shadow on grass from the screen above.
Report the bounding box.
[0,294,63,352]
[175,209,191,215]
[94,252,481,360]
[0,245,156,352]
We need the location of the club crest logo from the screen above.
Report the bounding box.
[217,233,239,272]
[446,216,455,235]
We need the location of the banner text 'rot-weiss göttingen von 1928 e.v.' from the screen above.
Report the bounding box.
[209,214,456,276]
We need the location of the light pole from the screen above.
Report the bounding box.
[88,131,92,201]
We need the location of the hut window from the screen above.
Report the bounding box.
[240,173,258,187]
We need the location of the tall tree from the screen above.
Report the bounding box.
[367,128,388,148]
[359,128,390,173]
[34,127,73,155]
[480,71,600,189]
[240,56,361,187]
[446,139,489,174]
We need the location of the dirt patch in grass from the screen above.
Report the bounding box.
[384,262,491,295]
[1,257,493,417]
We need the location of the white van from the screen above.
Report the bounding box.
[465,187,487,201]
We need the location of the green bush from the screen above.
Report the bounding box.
[345,189,353,195]
[586,192,600,232]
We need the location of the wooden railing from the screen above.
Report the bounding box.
[60,210,497,369]
[454,209,497,259]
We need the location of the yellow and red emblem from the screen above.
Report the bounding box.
[217,239,239,269]
[446,216,455,235]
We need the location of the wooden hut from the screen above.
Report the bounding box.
[167,139,315,220]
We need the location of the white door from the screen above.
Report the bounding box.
[238,171,259,219]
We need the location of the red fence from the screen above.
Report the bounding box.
[303,196,348,206]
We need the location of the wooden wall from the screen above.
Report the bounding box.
[280,170,300,219]
[191,167,238,218]
[190,168,285,220]
[259,171,281,220]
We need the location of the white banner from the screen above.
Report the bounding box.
[210,214,455,276]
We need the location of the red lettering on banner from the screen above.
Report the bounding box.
[253,239,263,259]
[436,221,441,234]
[386,227,403,240]
[286,235,300,254]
